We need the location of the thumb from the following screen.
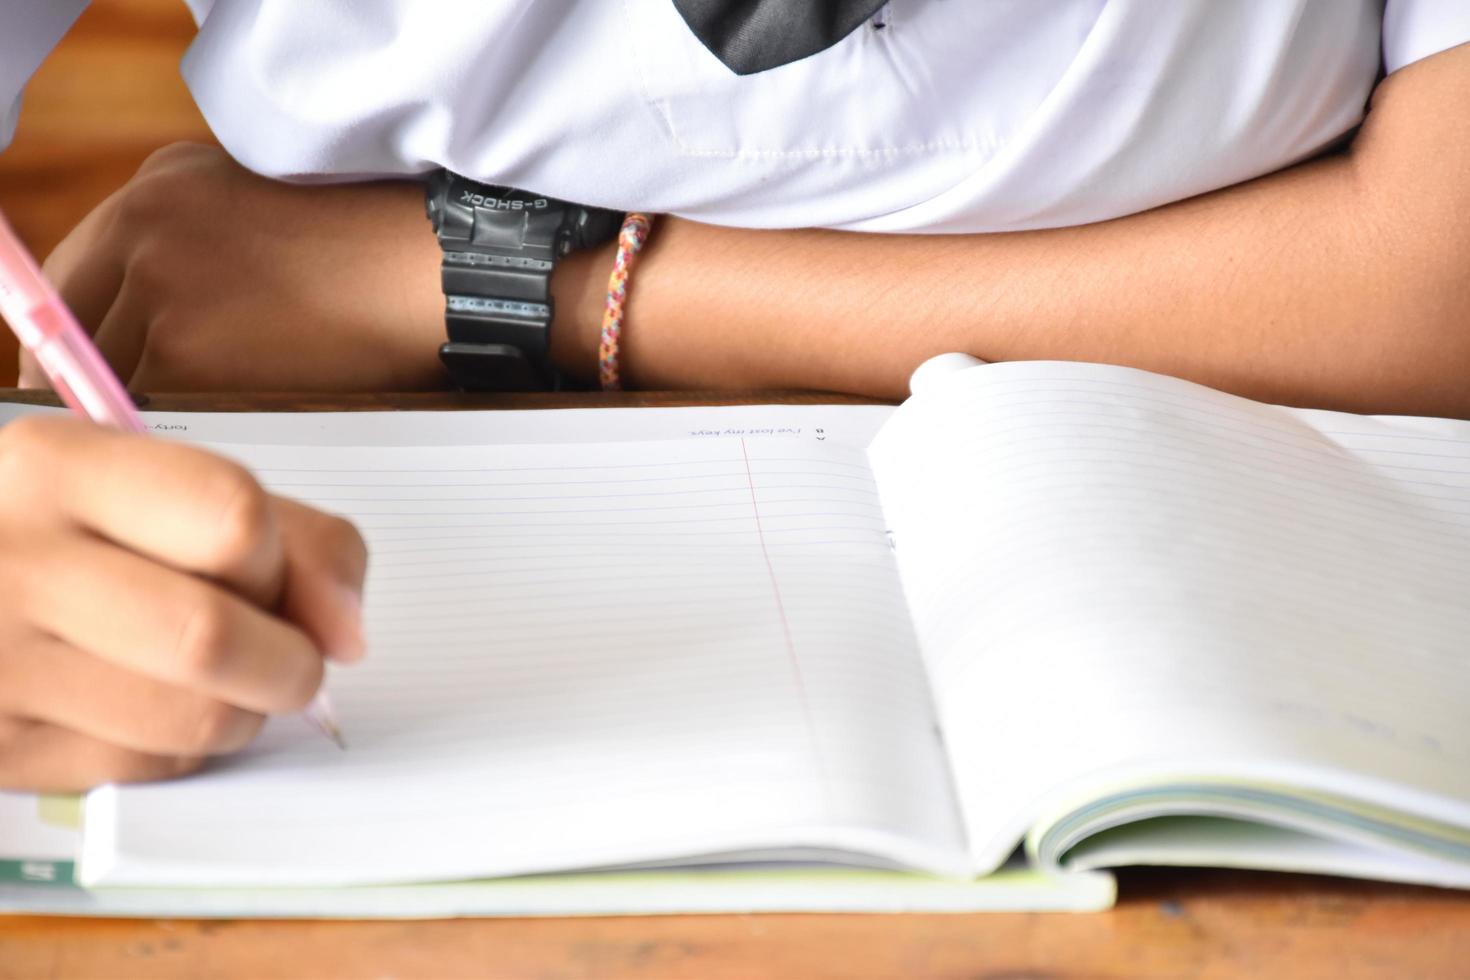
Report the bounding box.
[17,347,46,390]
[272,496,370,665]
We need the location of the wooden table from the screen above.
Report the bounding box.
[2,390,1468,980]
[4,867,1468,980]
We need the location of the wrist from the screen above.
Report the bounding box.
[549,238,617,384]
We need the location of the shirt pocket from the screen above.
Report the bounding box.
[619,0,1104,163]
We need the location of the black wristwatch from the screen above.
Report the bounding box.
[425,171,623,391]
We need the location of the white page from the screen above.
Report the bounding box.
[868,361,1470,873]
[0,402,893,449]
[1,865,1118,919]
[1063,818,1470,890]
[81,429,965,887]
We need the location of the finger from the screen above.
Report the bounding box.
[0,635,265,757]
[16,346,44,389]
[89,271,153,387]
[0,718,199,794]
[274,498,369,664]
[0,415,286,608]
[26,534,324,714]
[41,191,128,336]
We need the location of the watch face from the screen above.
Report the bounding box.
[572,207,625,249]
[426,169,453,228]
[455,183,552,213]
[438,173,623,251]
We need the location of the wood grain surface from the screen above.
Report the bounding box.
[0,0,211,387]
[2,388,1469,979]
[1,868,1467,979]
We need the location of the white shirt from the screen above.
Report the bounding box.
[3,1,1469,233]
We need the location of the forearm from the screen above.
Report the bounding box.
[556,46,1470,415]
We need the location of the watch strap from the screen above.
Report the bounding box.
[431,175,565,390]
[428,171,633,391]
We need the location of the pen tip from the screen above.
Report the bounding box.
[308,692,348,750]
[322,719,348,751]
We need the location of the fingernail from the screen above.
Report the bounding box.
[328,586,367,665]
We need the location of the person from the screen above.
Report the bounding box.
[0,0,1467,792]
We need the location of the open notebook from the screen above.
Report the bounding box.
[3,356,1470,916]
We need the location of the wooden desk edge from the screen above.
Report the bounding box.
[0,388,891,412]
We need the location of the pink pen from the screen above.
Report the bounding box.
[0,211,345,749]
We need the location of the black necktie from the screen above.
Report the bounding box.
[672,0,889,76]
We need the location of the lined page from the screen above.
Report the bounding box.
[83,433,965,887]
[868,361,1470,872]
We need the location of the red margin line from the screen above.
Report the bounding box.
[740,438,832,816]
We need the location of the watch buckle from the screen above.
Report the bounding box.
[439,342,551,392]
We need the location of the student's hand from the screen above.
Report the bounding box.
[0,416,368,792]
[18,142,448,393]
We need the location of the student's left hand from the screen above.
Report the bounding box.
[19,142,451,392]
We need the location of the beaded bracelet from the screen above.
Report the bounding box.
[597,212,655,391]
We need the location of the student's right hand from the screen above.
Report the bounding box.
[0,415,368,793]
